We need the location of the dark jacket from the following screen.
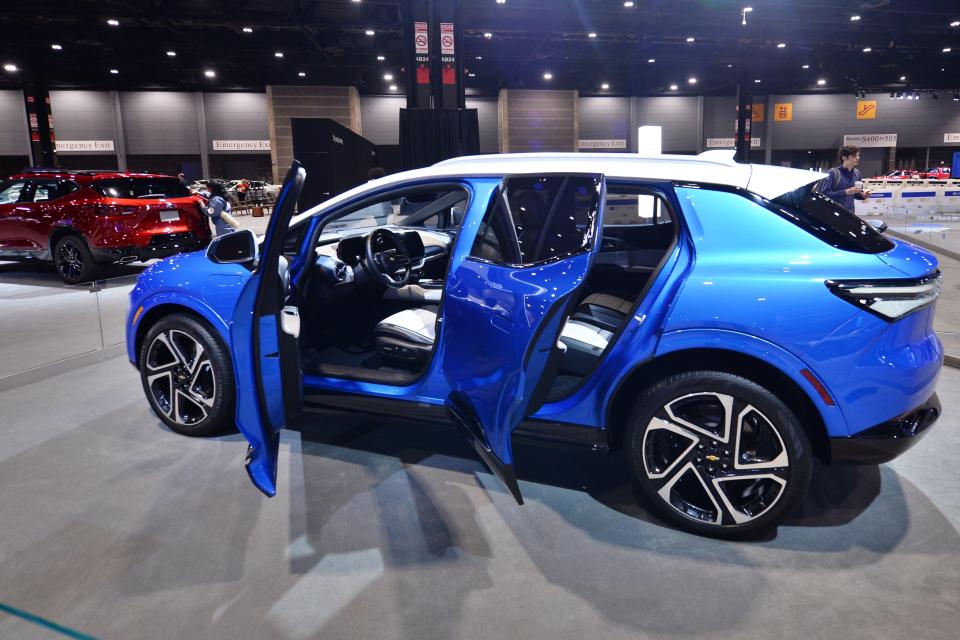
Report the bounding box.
[820,166,863,211]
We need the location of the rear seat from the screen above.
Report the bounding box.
[558,293,634,374]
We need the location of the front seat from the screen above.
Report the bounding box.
[374,305,439,367]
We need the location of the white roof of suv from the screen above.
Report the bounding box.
[293,151,825,224]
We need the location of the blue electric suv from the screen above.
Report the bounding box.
[127,153,943,538]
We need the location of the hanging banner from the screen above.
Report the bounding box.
[578,139,627,149]
[440,22,455,55]
[751,104,764,122]
[55,140,115,152]
[842,133,897,147]
[414,21,428,54]
[856,100,877,119]
[773,103,793,121]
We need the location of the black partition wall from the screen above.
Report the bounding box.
[291,119,379,211]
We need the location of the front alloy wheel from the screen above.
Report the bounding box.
[627,371,812,538]
[139,313,234,436]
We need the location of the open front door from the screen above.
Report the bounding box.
[231,162,306,496]
[441,174,606,504]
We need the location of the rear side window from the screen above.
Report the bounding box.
[0,180,27,204]
[30,180,77,202]
[93,177,191,199]
[470,176,600,267]
[771,184,893,253]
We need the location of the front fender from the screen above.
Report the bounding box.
[655,328,849,437]
[126,290,233,366]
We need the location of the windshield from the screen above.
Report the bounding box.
[772,183,894,254]
[93,177,191,199]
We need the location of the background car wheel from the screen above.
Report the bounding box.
[53,235,99,284]
[626,371,812,539]
[139,313,235,437]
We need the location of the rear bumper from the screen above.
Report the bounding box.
[92,233,207,263]
[830,393,941,464]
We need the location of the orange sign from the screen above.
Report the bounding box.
[773,103,793,122]
[856,100,877,120]
[751,104,764,122]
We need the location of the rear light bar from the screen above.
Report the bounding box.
[825,270,942,321]
[96,204,136,216]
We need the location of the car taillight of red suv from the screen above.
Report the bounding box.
[0,170,212,283]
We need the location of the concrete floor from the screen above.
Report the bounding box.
[1,235,960,639]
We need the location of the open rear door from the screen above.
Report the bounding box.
[231,162,306,496]
[440,174,606,503]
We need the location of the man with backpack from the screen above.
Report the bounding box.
[820,145,871,211]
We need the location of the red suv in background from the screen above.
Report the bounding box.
[0,169,211,283]
[924,167,951,180]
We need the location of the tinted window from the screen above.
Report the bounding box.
[0,180,27,204]
[30,180,76,202]
[772,185,893,253]
[470,176,600,266]
[93,177,191,199]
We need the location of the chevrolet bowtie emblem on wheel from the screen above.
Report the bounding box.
[705,454,720,462]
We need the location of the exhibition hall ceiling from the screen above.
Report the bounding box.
[0,0,958,96]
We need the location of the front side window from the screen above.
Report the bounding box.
[324,187,467,234]
[30,180,76,202]
[93,178,191,199]
[470,176,600,267]
[0,180,27,204]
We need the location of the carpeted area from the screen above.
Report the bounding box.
[0,347,958,640]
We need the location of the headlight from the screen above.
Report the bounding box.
[826,270,942,321]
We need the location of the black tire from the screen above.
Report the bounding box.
[53,234,100,284]
[625,371,812,539]
[139,313,235,437]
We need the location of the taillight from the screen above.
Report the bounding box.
[826,270,942,321]
[96,203,136,216]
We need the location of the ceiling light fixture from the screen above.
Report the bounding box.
[850,15,861,21]
[377,55,385,61]
[389,84,398,91]
[944,47,953,53]
[204,69,215,78]
[383,73,393,80]
[648,58,655,63]
[741,6,753,26]
[468,72,476,77]
[110,68,119,74]
[274,52,283,58]
[242,26,253,33]
[862,47,872,52]
[951,21,960,27]
[298,71,306,77]
[497,0,507,4]
[543,72,553,80]
[601,83,610,90]
[106,18,119,26]
[51,44,63,51]
[483,32,493,39]
[686,36,695,43]
[3,63,18,72]
[754,78,762,83]
[475,56,483,60]
[802,64,810,69]
[688,77,697,84]
[817,78,826,85]
[166,50,176,57]
[900,75,907,81]
[777,43,786,48]
[624,1,635,7]
[588,32,597,38]
[953,92,960,101]
[365,29,375,36]
[669,84,678,91]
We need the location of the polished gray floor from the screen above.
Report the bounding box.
[0,345,958,640]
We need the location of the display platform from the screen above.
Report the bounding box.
[0,342,959,639]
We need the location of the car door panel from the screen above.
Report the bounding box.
[230,162,305,497]
[440,174,605,504]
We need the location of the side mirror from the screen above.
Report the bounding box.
[207,229,259,264]
[867,219,888,233]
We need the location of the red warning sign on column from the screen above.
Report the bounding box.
[415,21,428,54]
[440,22,455,55]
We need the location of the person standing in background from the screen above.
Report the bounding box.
[820,145,871,211]
[205,181,240,236]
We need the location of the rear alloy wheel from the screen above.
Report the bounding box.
[139,313,234,437]
[627,371,812,538]
[53,235,99,284]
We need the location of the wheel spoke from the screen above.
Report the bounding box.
[643,417,700,480]
[175,389,210,422]
[146,333,183,372]
[664,392,735,443]
[656,462,724,525]
[733,404,789,470]
[711,473,787,525]
[146,371,174,417]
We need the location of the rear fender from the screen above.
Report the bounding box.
[654,328,849,436]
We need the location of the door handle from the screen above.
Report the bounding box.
[281,305,300,338]
[490,308,513,332]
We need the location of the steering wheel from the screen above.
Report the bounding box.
[365,228,412,289]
